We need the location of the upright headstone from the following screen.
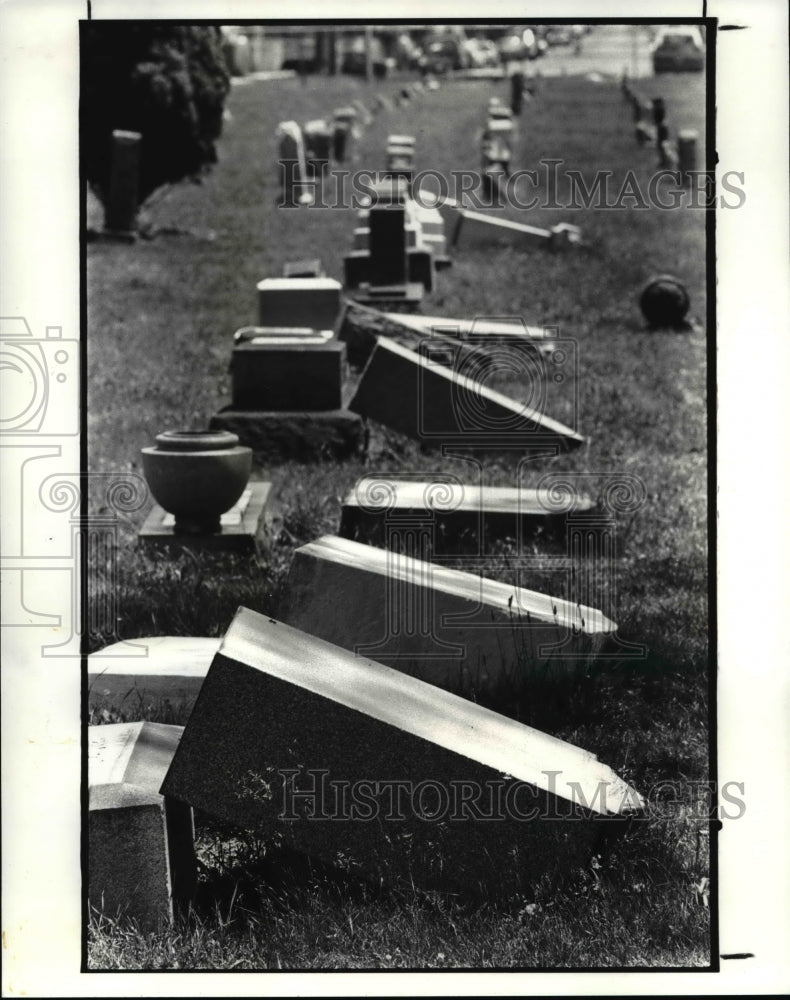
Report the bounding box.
[161,608,643,899]
[510,70,524,115]
[677,129,698,185]
[89,722,196,929]
[212,278,364,461]
[302,118,333,176]
[257,277,342,331]
[230,336,346,410]
[105,130,142,235]
[369,205,408,286]
[276,121,312,206]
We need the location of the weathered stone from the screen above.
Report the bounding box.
[302,118,332,175]
[279,534,614,695]
[339,477,595,552]
[257,277,342,330]
[210,408,366,462]
[230,338,346,411]
[369,204,408,285]
[89,722,196,929]
[677,129,698,184]
[276,121,312,206]
[348,337,586,452]
[161,608,643,898]
[383,313,552,346]
[283,258,325,278]
[105,130,141,235]
[139,481,275,558]
[353,223,422,251]
[352,99,372,125]
[387,133,416,148]
[234,326,333,345]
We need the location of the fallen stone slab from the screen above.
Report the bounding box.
[88,636,218,719]
[347,336,586,452]
[161,608,642,899]
[210,408,366,463]
[337,301,525,369]
[279,534,614,695]
[452,208,582,251]
[384,312,553,349]
[90,722,196,929]
[339,476,595,552]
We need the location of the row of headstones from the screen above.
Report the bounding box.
[100,74,636,926]
[621,76,698,181]
[95,488,642,929]
[343,167,451,305]
[278,77,437,206]
[140,257,586,555]
[117,258,635,927]
[451,95,582,252]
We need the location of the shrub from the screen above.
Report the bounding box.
[83,24,231,206]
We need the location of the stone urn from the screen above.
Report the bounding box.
[141,430,252,535]
[639,274,690,329]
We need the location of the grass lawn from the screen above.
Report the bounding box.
[87,66,710,969]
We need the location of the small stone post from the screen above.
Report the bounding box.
[677,130,698,185]
[105,130,142,235]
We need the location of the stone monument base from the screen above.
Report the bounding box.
[210,409,367,463]
[139,481,274,557]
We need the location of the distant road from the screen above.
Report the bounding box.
[532,24,657,79]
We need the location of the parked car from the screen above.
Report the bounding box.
[652,27,705,73]
[545,25,574,47]
[340,34,388,78]
[463,38,501,68]
[420,33,469,73]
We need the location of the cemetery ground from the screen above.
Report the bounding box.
[87,69,709,968]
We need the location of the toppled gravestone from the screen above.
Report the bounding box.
[161,609,643,900]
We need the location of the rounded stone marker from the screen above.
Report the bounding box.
[141,429,252,535]
[639,275,691,329]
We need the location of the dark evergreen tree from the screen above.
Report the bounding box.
[83,24,231,205]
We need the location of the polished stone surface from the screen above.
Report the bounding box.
[161,609,642,898]
[348,337,586,452]
[279,534,615,696]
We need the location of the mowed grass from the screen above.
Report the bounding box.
[87,67,711,968]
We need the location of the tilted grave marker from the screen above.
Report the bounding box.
[161,609,643,898]
[452,206,581,252]
[339,476,595,552]
[348,336,586,452]
[278,533,616,695]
